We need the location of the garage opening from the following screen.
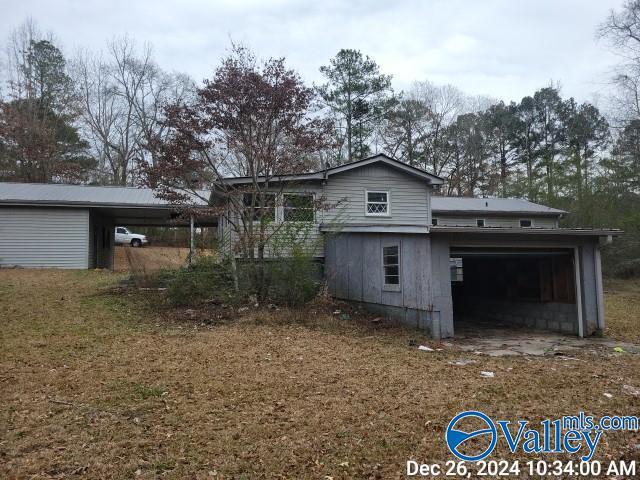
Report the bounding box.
[450,248,579,335]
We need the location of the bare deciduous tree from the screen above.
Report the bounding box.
[411,81,466,177]
[73,37,194,185]
[598,1,640,123]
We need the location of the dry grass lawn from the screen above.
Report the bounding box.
[1,270,639,479]
[113,246,192,272]
[604,278,640,344]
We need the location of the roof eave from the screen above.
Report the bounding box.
[0,200,209,210]
[219,154,445,186]
[431,210,566,217]
[430,226,623,236]
[320,223,430,234]
[221,173,324,186]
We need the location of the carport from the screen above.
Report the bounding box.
[0,182,216,269]
[430,227,621,338]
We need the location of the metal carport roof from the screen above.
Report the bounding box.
[0,182,216,226]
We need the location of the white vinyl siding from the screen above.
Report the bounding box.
[0,207,89,269]
[322,164,432,225]
[219,164,435,257]
[434,216,558,228]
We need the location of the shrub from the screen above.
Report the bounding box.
[165,256,240,306]
[613,258,640,278]
[246,220,324,306]
[262,252,323,306]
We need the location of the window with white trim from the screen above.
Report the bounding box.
[366,191,389,215]
[519,219,533,228]
[283,194,314,222]
[383,245,400,288]
[476,218,485,227]
[432,218,439,226]
[243,193,276,222]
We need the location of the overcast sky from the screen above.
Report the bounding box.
[0,0,626,104]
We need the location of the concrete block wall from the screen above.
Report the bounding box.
[355,301,438,339]
[455,297,578,335]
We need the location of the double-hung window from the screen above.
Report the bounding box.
[366,190,389,216]
[383,244,401,290]
[283,194,314,222]
[242,193,276,222]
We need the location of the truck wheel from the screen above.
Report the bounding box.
[131,239,142,248]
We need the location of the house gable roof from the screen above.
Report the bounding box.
[324,154,444,184]
[221,153,445,186]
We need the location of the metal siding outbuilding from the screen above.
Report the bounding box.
[0,207,89,269]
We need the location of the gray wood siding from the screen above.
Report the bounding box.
[0,207,89,269]
[326,233,433,310]
[579,242,600,336]
[433,215,558,228]
[322,164,432,225]
[430,236,454,337]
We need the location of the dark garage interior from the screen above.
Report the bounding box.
[451,248,579,334]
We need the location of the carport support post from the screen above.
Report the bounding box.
[594,247,605,333]
[189,214,195,267]
[573,247,584,338]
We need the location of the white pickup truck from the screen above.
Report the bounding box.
[115,227,149,247]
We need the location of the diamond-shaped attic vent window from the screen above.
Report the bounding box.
[366,191,389,215]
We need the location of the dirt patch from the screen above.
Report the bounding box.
[455,326,640,356]
[1,270,640,479]
[147,290,421,336]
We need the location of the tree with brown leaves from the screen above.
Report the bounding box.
[146,45,332,297]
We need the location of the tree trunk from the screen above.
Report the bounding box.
[500,140,507,197]
[546,151,555,202]
[346,90,352,163]
[575,148,583,204]
[256,243,266,301]
[230,254,239,292]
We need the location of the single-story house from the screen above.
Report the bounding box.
[0,154,621,339]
